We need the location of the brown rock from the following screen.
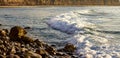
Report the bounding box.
[0,30,7,36]
[45,46,57,55]
[21,36,34,44]
[34,39,44,47]
[6,54,20,58]
[10,46,16,54]
[0,40,3,45]
[9,26,27,41]
[36,48,48,55]
[21,48,28,52]
[24,27,31,29]
[0,24,2,26]
[25,51,42,58]
[0,55,6,58]
[64,43,76,53]
[9,26,34,43]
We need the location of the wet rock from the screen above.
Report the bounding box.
[21,48,28,52]
[57,54,71,58]
[72,55,78,58]
[25,51,42,58]
[35,48,49,58]
[0,55,6,58]
[21,36,34,44]
[9,26,27,41]
[3,29,9,35]
[6,54,20,58]
[36,48,48,55]
[64,43,76,53]
[0,40,3,45]
[24,27,31,29]
[45,46,57,55]
[0,24,2,26]
[34,39,46,48]
[0,30,7,36]
[0,45,6,51]
[10,46,16,54]
[56,52,65,56]
[9,26,34,43]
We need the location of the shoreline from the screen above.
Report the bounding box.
[0,26,77,58]
[0,5,120,8]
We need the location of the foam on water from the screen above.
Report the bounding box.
[46,10,95,34]
[46,10,120,58]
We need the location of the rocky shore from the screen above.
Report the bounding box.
[0,26,77,58]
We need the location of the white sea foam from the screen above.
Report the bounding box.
[46,10,120,58]
[46,10,95,34]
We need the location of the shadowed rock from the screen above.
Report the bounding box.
[64,43,76,53]
[9,26,27,41]
[0,30,7,37]
[9,26,33,43]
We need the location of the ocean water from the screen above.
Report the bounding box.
[0,6,120,58]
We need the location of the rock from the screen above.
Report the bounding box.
[81,54,93,58]
[9,26,34,43]
[64,43,76,53]
[36,48,49,58]
[9,26,27,41]
[25,51,42,58]
[24,27,31,29]
[10,46,16,54]
[6,54,20,58]
[0,40,3,45]
[21,48,28,52]
[36,48,48,55]
[0,55,6,58]
[0,30,7,36]
[0,24,2,26]
[21,36,34,44]
[3,29,9,35]
[34,39,46,48]
[57,54,71,58]
[45,46,57,55]
[56,52,65,56]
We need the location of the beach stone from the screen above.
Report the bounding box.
[64,43,76,53]
[0,55,6,58]
[0,40,3,45]
[45,46,57,55]
[56,52,65,56]
[36,48,49,58]
[0,24,2,26]
[9,26,27,41]
[34,39,46,48]
[21,48,28,52]
[21,36,34,44]
[25,51,42,58]
[24,26,31,29]
[10,46,16,54]
[0,30,7,36]
[6,54,20,58]
[36,48,48,55]
[57,54,71,58]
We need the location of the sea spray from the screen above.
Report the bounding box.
[46,10,120,58]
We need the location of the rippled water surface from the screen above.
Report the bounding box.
[0,6,120,57]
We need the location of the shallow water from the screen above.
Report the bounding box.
[0,6,120,58]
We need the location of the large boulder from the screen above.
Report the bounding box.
[9,26,33,43]
[9,26,27,40]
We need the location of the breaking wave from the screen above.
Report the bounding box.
[46,10,120,58]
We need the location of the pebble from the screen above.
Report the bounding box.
[0,26,77,57]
